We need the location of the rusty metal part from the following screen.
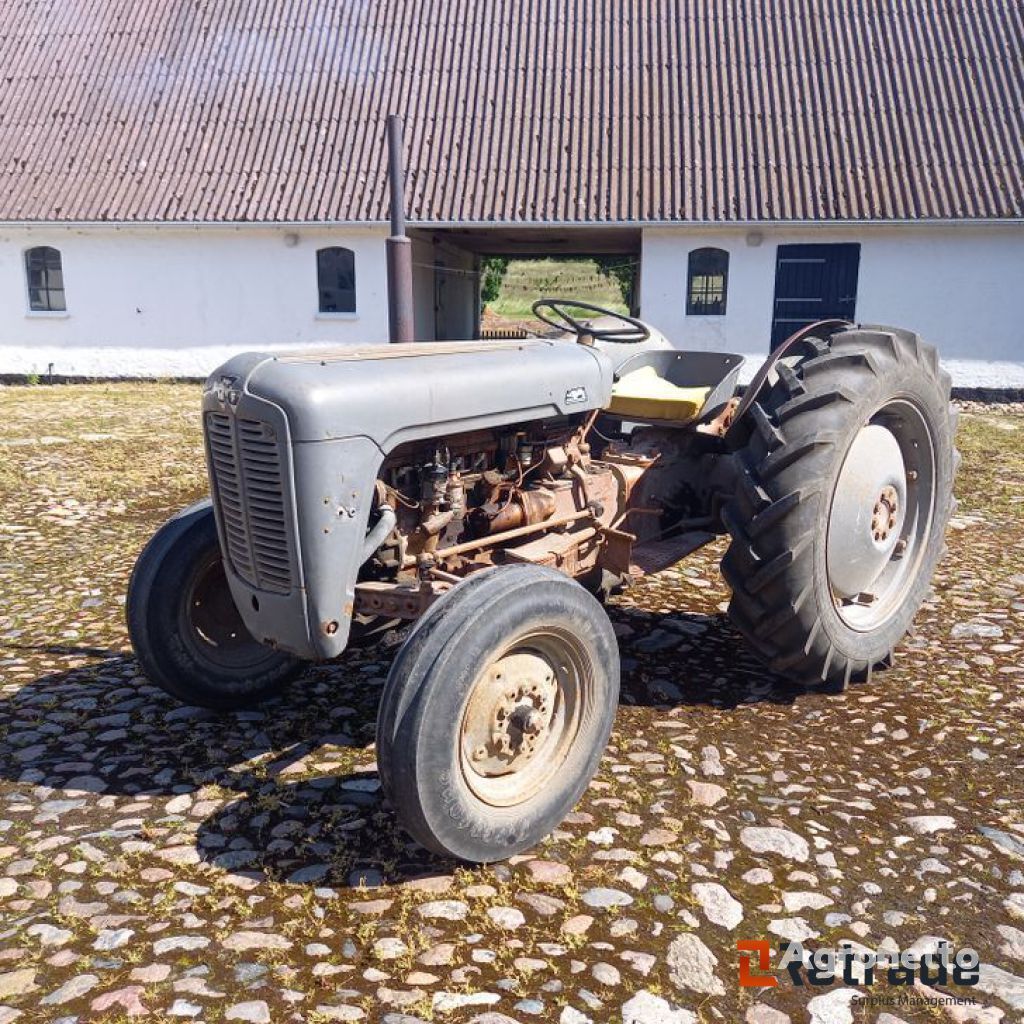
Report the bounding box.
[406,508,595,566]
[463,652,558,772]
[576,464,619,523]
[871,484,900,542]
[696,396,740,437]
[468,462,620,575]
[601,447,657,492]
[728,320,852,434]
[537,445,570,477]
[418,509,456,537]
[446,471,466,518]
[599,448,663,542]
[420,460,449,511]
[427,567,464,583]
[504,526,599,573]
[475,485,557,534]
[596,527,635,577]
[354,579,450,619]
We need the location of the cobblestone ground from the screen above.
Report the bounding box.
[1,384,1022,1024]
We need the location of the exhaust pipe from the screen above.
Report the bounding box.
[385,115,415,343]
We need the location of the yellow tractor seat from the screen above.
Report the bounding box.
[608,364,711,422]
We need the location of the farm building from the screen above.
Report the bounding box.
[0,0,1022,383]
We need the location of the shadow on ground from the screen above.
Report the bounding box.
[0,607,808,887]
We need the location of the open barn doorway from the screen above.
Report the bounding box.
[480,255,638,339]
[409,227,641,341]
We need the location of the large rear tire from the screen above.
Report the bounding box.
[377,565,619,862]
[721,326,958,690]
[127,500,305,709]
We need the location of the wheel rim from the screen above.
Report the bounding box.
[179,553,282,675]
[459,629,589,807]
[826,398,937,632]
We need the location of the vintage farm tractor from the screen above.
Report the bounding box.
[128,301,957,862]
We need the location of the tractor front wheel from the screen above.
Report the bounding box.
[377,565,619,862]
[127,500,305,709]
[722,326,958,690]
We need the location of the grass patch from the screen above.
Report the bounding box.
[954,412,1024,518]
[487,258,628,320]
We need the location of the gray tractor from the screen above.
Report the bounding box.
[128,301,957,862]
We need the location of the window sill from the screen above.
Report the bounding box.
[315,312,359,321]
[26,310,70,320]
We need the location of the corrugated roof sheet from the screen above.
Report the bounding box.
[0,0,1021,223]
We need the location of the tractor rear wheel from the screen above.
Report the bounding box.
[377,565,619,862]
[721,326,958,690]
[127,500,305,709]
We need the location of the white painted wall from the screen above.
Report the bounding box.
[0,225,392,376]
[2,220,1021,384]
[641,224,1024,384]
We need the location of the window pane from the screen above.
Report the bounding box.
[25,246,65,312]
[686,248,728,316]
[317,247,356,313]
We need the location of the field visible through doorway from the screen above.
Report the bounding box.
[480,256,635,336]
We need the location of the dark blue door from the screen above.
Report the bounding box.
[770,243,861,349]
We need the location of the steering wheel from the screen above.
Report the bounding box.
[532,298,650,344]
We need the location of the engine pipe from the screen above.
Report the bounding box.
[402,508,595,567]
[385,115,415,343]
[362,504,398,562]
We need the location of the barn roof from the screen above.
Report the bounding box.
[1,0,1022,224]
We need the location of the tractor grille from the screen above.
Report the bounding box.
[205,412,293,594]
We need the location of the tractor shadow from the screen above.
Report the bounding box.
[610,606,808,710]
[0,610,804,886]
[0,644,459,885]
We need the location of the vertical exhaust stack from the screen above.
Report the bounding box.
[386,115,415,343]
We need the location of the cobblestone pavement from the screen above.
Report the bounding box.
[1,385,1022,1024]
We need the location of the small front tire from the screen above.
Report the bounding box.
[377,565,619,863]
[127,500,305,709]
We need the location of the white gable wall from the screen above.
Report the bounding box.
[0,225,391,377]
[2,220,1022,383]
[641,224,1024,382]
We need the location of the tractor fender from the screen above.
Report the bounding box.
[727,319,853,440]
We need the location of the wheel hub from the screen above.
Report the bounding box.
[824,401,937,633]
[871,484,900,542]
[826,423,908,602]
[458,632,588,809]
[183,553,279,672]
[466,653,558,776]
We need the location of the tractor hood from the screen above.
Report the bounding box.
[207,339,615,451]
[200,339,616,661]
